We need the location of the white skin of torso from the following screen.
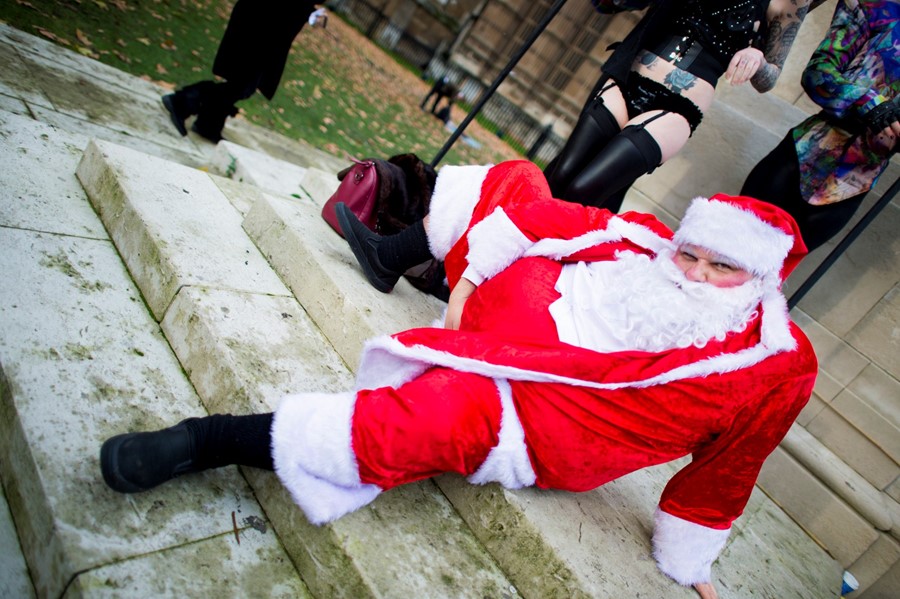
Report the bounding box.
[601,0,812,163]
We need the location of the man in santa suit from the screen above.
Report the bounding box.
[100,161,816,599]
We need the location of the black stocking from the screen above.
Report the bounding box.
[556,124,662,211]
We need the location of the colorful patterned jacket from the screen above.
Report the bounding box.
[794,0,899,205]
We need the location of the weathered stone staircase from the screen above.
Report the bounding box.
[0,22,843,598]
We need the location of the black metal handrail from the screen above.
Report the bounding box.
[430,0,569,167]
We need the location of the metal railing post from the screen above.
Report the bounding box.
[431,0,569,167]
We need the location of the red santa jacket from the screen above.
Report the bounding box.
[354,161,818,584]
[272,161,817,587]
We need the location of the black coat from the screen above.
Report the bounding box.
[213,0,316,99]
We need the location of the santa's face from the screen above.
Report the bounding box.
[672,244,753,288]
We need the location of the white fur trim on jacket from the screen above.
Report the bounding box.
[466,208,533,282]
[468,379,537,488]
[356,309,794,394]
[652,508,731,586]
[673,197,794,278]
[272,392,381,525]
[426,164,492,260]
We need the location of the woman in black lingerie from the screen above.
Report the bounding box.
[544,0,813,213]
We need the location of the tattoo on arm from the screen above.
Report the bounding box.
[752,1,809,92]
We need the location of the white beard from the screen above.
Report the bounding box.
[551,249,767,353]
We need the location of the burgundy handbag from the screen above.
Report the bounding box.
[321,158,379,237]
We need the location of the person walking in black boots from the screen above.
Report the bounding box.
[162,0,316,142]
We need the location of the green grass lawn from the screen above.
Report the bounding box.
[0,0,521,165]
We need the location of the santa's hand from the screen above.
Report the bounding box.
[445,277,477,330]
[693,582,720,599]
[725,47,764,85]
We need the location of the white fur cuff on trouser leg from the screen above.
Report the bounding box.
[652,508,730,586]
[272,392,381,525]
[468,379,536,488]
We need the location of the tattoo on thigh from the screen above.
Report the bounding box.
[664,70,697,94]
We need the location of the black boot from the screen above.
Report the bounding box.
[100,413,275,493]
[191,106,234,143]
[337,204,434,293]
[100,419,200,493]
[336,203,402,292]
[161,81,214,137]
[557,124,662,210]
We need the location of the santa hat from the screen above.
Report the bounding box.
[673,194,807,282]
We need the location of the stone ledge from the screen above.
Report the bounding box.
[242,191,445,371]
[75,139,291,321]
[82,142,516,597]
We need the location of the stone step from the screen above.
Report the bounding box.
[0,483,35,599]
[0,112,310,598]
[74,138,516,598]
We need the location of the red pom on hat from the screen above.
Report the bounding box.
[673,194,808,282]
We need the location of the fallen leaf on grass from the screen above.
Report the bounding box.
[160,38,177,51]
[136,37,151,46]
[116,38,126,47]
[14,0,37,10]
[75,29,92,47]
[156,63,168,75]
[113,50,132,64]
[35,27,70,46]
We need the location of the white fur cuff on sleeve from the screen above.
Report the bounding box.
[466,208,532,282]
[652,509,731,586]
[426,164,492,260]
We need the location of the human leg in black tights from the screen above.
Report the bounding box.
[101,413,274,493]
[741,132,866,251]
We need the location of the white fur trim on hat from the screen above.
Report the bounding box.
[673,197,794,278]
[468,379,537,488]
[272,392,381,524]
[652,508,731,586]
[426,164,492,260]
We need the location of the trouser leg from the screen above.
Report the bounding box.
[192,77,259,141]
[352,368,503,489]
[557,124,662,211]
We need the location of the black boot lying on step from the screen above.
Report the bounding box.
[100,419,201,493]
[336,202,403,293]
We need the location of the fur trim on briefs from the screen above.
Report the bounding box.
[272,392,381,525]
[673,197,794,279]
[426,164,492,260]
[652,508,731,586]
[468,379,537,488]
